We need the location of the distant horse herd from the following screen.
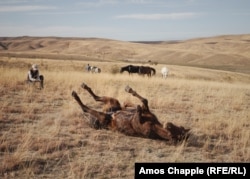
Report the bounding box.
[120,65,156,77]
[85,64,169,78]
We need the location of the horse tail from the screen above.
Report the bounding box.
[151,68,156,75]
[138,66,142,74]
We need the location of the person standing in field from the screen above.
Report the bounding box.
[27,64,44,89]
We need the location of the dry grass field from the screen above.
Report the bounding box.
[0,35,250,178]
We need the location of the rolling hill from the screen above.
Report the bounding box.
[0,34,250,73]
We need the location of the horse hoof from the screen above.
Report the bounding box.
[125,85,132,93]
[81,83,87,89]
[72,91,77,97]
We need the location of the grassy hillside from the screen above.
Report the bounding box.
[1,34,250,73]
[0,57,250,178]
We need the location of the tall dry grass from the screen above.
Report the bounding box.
[0,57,250,178]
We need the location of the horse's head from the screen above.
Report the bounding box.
[120,66,126,73]
[164,122,190,142]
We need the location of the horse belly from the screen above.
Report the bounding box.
[112,111,138,136]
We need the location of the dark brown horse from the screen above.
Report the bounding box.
[120,65,140,75]
[72,83,190,143]
[139,66,156,77]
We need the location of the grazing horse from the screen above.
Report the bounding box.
[86,64,101,73]
[139,66,156,77]
[120,65,140,75]
[72,83,190,143]
[91,66,101,73]
[161,67,169,79]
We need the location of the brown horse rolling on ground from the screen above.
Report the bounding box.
[72,83,190,144]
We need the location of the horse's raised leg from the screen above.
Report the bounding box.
[125,85,162,125]
[131,105,173,141]
[125,86,185,142]
[130,105,152,137]
[72,91,112,127]
[81,83,101,101]
[125,86,149,112]
[81,83,122,112]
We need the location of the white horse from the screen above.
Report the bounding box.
[161,67,169,79]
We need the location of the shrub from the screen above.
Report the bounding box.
[110,65,120,74]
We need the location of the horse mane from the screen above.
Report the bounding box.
[120,65,140,74]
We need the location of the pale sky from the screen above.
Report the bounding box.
[0,0,250,41]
